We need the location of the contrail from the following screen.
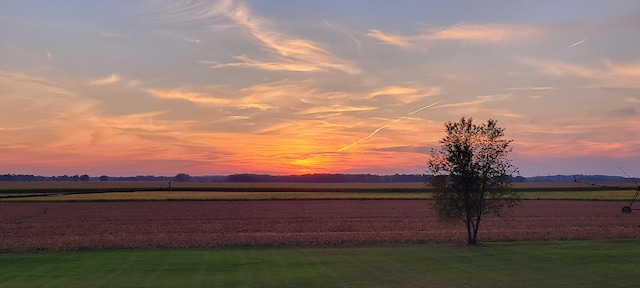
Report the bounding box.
[569,38,586,47]
[337,101,440,152]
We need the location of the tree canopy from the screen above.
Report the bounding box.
[428,117,519,245]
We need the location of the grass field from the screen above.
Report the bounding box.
[1,240,639,288]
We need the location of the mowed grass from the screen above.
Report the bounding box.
[1,240,639,288]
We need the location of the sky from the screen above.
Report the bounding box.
[1,1,640,177]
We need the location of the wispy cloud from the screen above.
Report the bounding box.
[367,29,413,47]
[539,59,640,89]
[146,80,317,112]
[433,94,510,109]
[182,37,201,43]
[298,105,378,115]
[369,24,542,48]
[152,0,360,74]
[90,74,122,86]
[366,85,441,103]
[428,94,523,119]
[208,55,322,72]
[498,86,554,91]
[217,2,361,74]
[625,97,640,103]
[146,88,276,110]
[0,70,71,93]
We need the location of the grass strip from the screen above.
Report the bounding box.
[1,240,639,288]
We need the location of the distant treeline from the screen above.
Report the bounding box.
[528,175,632,183]
[0,173,424,183]
[0,173,631,183]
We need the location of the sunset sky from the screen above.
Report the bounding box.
[1,1,640,177]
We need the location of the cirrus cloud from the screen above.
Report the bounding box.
[369,23,543,48]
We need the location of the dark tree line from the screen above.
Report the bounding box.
[0,174,90,181]
[0,173,626,183]
[225,174,427,183]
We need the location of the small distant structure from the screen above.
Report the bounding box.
[618,168,640,214]
[574,167,640,213]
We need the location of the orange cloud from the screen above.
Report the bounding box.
[368,29,413,47]
[90,74,122,85]
[210,55,322,72]
[298,105,378,115]
[369,24,542,47]
[368,85,439,102]
[146,88,276,110]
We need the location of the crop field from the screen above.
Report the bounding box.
[2,200,639,252]
[1,181,638,201]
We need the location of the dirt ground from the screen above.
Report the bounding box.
[1,200,639,251]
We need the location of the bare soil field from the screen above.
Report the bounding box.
[1,200,639,252]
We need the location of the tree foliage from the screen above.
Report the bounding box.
[428,117,519,245]
[174,173,192,182]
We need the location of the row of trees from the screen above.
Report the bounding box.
[0,174,91,181]
[0,173,431,183]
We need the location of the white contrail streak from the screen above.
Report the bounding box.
[337,101,440,152]
[569,38,587,47]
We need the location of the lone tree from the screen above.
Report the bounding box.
[428,117,519,245]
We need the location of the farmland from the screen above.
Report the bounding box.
[1,181,638,201]
[2,200,639,252]
[2,181,640,287]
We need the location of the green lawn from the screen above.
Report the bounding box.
[2,240,639,287]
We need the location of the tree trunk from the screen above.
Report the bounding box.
[467,220,478,245]
[465,221,474,245]
[471,209,481,245]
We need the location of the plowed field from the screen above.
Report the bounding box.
[1,200,639,252]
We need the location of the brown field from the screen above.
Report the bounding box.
[1,200,639,252]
